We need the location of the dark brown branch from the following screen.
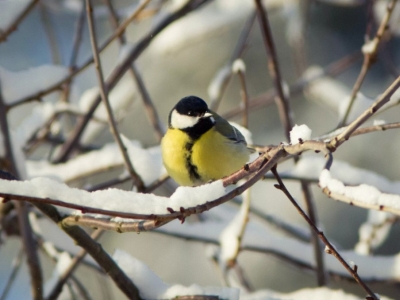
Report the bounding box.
[254,0,294,141]
[271,168,378,300]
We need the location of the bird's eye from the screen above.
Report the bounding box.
[187,111,193,116]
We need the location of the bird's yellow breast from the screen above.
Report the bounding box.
[161,127,249,186]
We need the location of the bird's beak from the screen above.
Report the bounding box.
[202,112,213,118]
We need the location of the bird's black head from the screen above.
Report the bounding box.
[168,96,214,140]
[174,96,209,117]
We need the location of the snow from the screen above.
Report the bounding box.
[208,65,231,101]
[14,102,55,144]
[361,39,378,55]
[232,59,246,73]
[355,210,393,255]
[286,155,400,195]
[113,249,168,299]
[319,169,400,212]
[44,251,72,297]
[219,194,249,265]
[0,0,31,31]
[290,124,312,144]
[373,119,386,126]
[241,287,389,300]
[0,65,69,104]
[0,177,227,216]
[113,249,239,299]
[27,138,164,186]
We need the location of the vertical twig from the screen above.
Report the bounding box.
[0,82,43,300]
[338,0,397,127]
[103,0,164,142]
[85,0,145,191]
[0,246,24,300]
[209,10,256,112]
[254,0,294,141]
[255,0,327,285]
[271,167,378,300]
[300,181,326,286]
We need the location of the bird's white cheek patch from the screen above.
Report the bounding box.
[170,109,199,129]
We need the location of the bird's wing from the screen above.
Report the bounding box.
[212,111,247,145]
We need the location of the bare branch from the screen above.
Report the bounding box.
[0,0,39,43]
[338,0,398,127]
[254,0,294,141]
[85,0,145,191]
[329,75,400,150]
[272,167,379,300]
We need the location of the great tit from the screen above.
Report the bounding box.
[161,96,251,186]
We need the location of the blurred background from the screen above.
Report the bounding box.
[1,0,400,299]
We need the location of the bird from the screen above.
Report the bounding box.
[161,95,252,186]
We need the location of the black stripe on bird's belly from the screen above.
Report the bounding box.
[184,141,202,183]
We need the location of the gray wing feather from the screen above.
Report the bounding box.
[212,111,247,145]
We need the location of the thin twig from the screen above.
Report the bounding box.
[46,229,104,300]
[338,0,397,127]
[329,75,400,150]
[0,246,24,300]
[103,0,164,142]
[254,0,294,141]
[0,0,40,43]
[255,0,327,286]
[86,0,145,191]
[271,167,378,300]
[15,202,44,300]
